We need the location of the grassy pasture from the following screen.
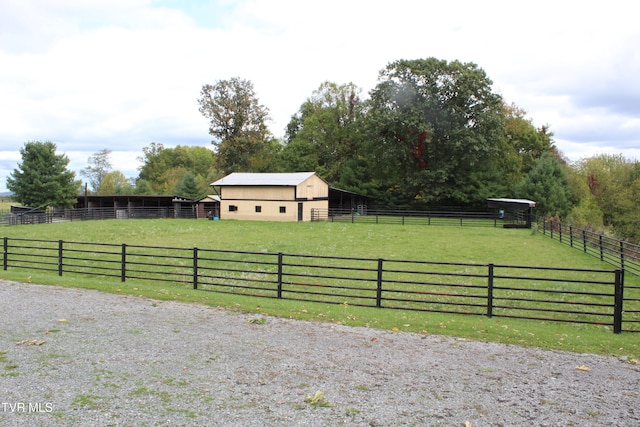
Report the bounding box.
[0,218,638,360]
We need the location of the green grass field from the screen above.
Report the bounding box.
[1,218,638,361]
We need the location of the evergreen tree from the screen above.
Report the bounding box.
[7,140,80,208]
[515,152,573,217]
[176,172,203,200]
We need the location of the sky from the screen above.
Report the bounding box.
[1,0,639,193]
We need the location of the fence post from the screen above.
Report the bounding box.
[487,264,494,317]
[613,269,624,334]
[376,258,383,308]
[559,222,563,243]
[193,247,198,290]
[599,235,604,261]
[277,253,283,299]
[58,240,63,276]
[121,244,126,282]
[569,226,573,247]
[550,220,554,240]
[620,241,625,271]
[583,230,587,253]
[3,237,8,271]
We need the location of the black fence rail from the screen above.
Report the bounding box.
[3,237,635,333]
[311,208,510,227]
[0,207,197,225]
[537,217,640,277]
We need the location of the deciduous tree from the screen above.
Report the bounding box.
[99,171,133,194]
[80,149,113,193]
[365,58,505,207]
[284,81,364,182]
[198,77,271,173]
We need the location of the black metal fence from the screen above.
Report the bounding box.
[311,208,511,227]
[3,236,635,333]
[536,217,640,277]
[0,207,197,225]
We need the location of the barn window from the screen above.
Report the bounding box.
[279,206,286,213]
[229,205,238,212]
[255,206,262,213]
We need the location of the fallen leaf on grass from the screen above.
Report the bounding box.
[575,365,591,371]
[16,340,46,346]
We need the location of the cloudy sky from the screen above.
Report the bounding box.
[1,0,639,193]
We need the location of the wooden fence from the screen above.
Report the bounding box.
[3,236,634,333]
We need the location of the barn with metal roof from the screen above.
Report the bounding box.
[210,172,329,221]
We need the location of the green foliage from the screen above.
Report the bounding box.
[304,391,331,407]
[516,152,574,217]
[198,77,271,174]
[137,143,217,195]
[503,103,554,175]
[570,153,640,242]
[99,171,134,194]
[176,172,203,200]
[80,149,113,193]
[284,81,365,182]
[7,140,80,208]
[365,58,505,207]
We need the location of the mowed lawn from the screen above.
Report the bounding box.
[1,218,638,360]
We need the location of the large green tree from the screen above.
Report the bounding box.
[7,140,80,208]
[365,58,505,207]
[284,81,365,183]
[198,77,271,174]
[137,143,217,194]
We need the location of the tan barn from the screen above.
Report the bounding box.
[210,172,329,221]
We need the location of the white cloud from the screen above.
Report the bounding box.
[1,0,640,193]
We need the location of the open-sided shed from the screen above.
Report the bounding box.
[487,198,536,228]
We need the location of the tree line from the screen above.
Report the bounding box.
[6,58,639,242]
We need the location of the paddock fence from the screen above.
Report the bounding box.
[536,217,640,277]
[0,207,197,225]
[3,236,636,333]
[310,208,519,227]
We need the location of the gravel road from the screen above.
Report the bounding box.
[0,280,638,426]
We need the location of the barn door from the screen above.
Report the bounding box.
[297,203,303,221]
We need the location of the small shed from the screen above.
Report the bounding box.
[487,198,536,228]
[197,195,221,219]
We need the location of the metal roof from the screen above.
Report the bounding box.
[211,172,318,187]
[487,198,537,207]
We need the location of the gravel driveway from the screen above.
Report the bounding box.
[0,280,638,426]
